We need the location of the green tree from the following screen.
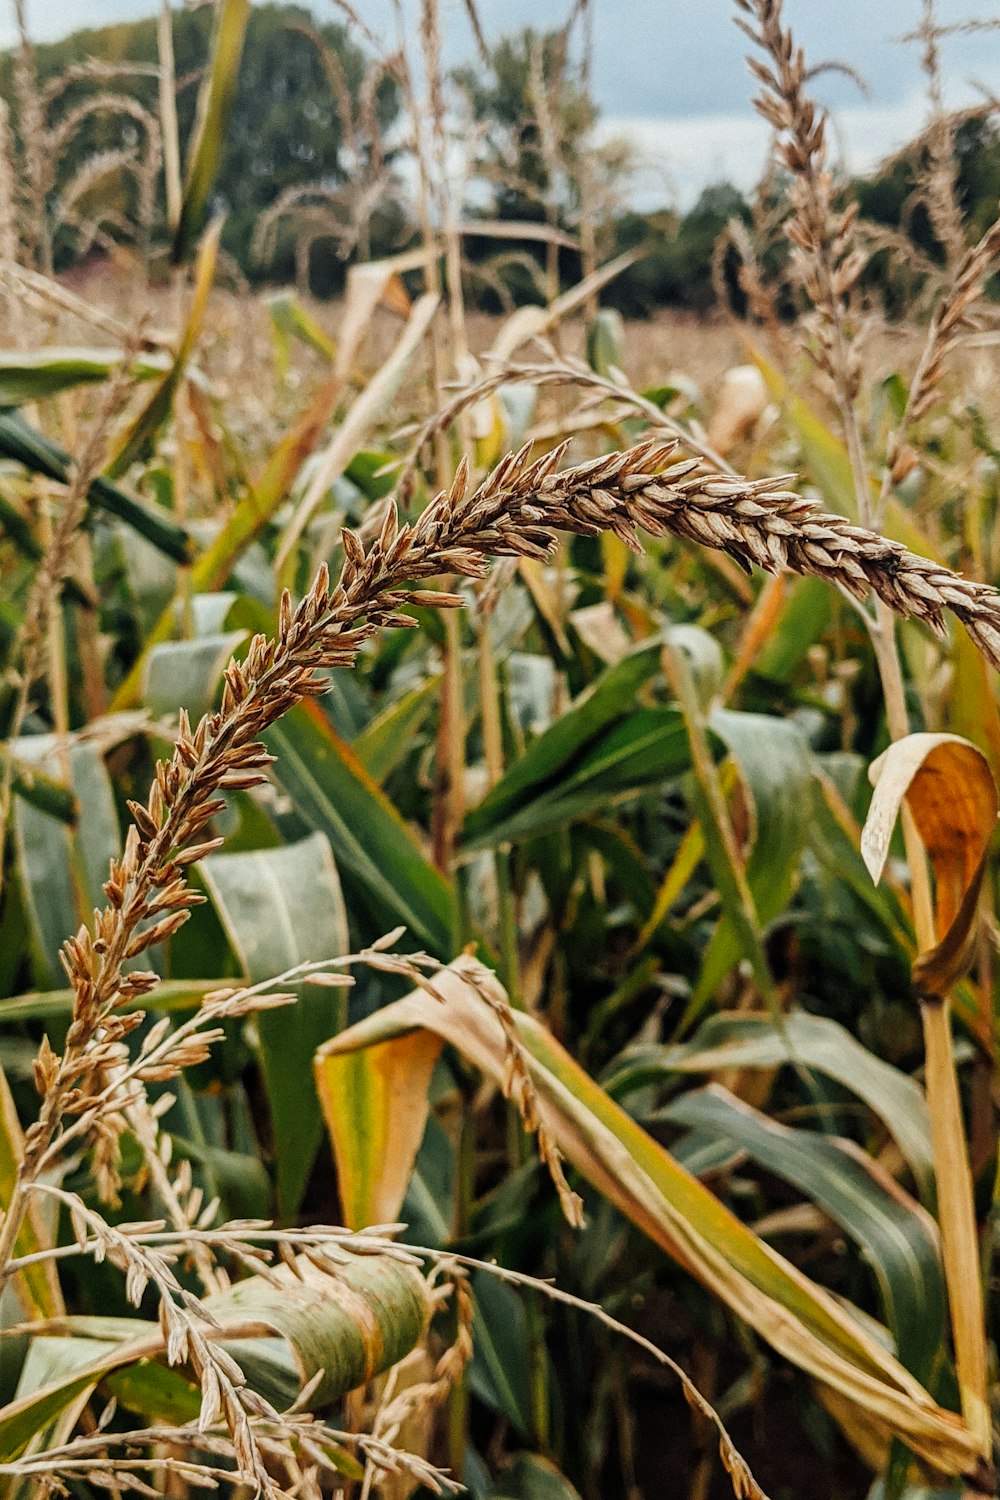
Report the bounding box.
[608,184,750,317]
[855,113,1000,309]
[455,27,595,227]
[0,3,399,281]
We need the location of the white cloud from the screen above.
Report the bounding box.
[7,0,996,217]
[599,91,961,211]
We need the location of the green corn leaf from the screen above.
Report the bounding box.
[0,1253,428,1461]
[352,675,442,784]
[464,706,700,850]
[267,289,335,376]
[107,219,221,478]
[691,708,814,1010]
[463,638,676,847]
[493,1453,585,1500]
[265,701,457,957]
[605,1007,935,1202]
[586,308,626,378]
[316,958,979,1476]
[0,411,193,563]
[201,832,350,1216]
[661,1085,945,1379]
[173,0,250,262]
[0,979,219,1025]
[11,739,120,989]
[0,347,169,407]
[468,1272,534,1438]
[0,1064,63,1322]
[143,629,248,720]
[5,755,77,824]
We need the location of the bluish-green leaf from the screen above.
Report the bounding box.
[661,1085,945,1379]
[264,701,456,957]
[692,709,814,1008]
[605,1007,934,1201]
[143,630,248,719]
[201,831,349,1215]
[11,739,120,988]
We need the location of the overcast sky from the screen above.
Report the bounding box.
[5,0,999,207]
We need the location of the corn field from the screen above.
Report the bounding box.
[1,0,1000,1496]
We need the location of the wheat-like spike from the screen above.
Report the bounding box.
[53,441,1000,1009]
[735,0,866,407]
[896,213,1000,435]
[9,439,1000,1304]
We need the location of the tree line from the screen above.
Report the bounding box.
[2,3,998,316]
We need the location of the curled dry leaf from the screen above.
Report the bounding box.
[317,959,981,1474]
[861,733,998,997]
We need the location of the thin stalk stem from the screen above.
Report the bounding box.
[446,1094,476,1481]
[662,638,782,1019]
[477,611,522,1005]
[875,598,990,1452]
[431,608,465,875]
[157,0,183,236]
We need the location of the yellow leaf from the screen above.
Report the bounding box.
[316,1030,442,1228]
[317,958,980,1477]
[862,734,998,996]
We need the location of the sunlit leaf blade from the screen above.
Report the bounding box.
[267,289,335,374]
[749,343,857,517]
[661,1084,945,1378]
[315,1029,442,1228]
[201,832,350,1215]
[108,218,222,478]
[7,1333,114,1472]
[316,959,979,1475]
[949,625,1000,786]
[0,1063,63,1321]
[173,0,250,262]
